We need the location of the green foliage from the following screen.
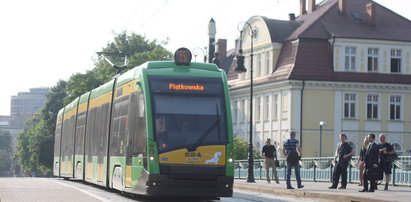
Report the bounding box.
[14,81,67,176]
[14,31,172,175]
[234,137,262,160]
[64,31,172,104]
[0,130,12,175]
[0,130,11,151]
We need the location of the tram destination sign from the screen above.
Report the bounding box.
[149,76,223,95]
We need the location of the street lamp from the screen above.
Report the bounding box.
[234,21,256,183]
[192,47,207,63]
[319,121,328,157]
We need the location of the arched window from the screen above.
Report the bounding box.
[392,143,402,155]
[347,141,356,154]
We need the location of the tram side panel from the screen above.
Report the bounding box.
[109,79,148,193]
[74,92,90,180]
[60,98,79,178]
[53,108,64,177]
[84,81,115,187]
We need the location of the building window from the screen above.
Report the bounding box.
[367,94,379,119]
[273,94,278,119]
[263,96,269,120]
[233,101,238,123]
[240,100,245,123]
[367,48,378,72]
[257,53,261,76]
[390,95,401,120]
[266,52,270,75]
[256,97,261,121]
[344,93,356,118]
[390,49,402,73]
[348,142,356,155]
[392,143,402,155]
[345,46,356,71]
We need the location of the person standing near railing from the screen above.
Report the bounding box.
[262,138,280,184]
[328,133,354,189]
[282,131,304,189]
[378,133,396,190]
[357,136,369,187]
[360,133,380,193]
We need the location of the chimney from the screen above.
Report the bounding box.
[308,0,316,14]
[366,2,376,26]
[208,18,216,63]
[338,0,346,14]
[300,0,306,16]
[289,13,296,21]
[217,39,227,59]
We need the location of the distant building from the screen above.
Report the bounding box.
[10,87,49,122]
[228,0,411,157]
[1,87,49,151]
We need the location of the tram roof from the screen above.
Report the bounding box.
[145,61,221,72]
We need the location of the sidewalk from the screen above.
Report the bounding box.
[234,179,411,202]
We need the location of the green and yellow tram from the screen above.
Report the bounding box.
[53,48,234,198]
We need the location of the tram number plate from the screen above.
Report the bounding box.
[185,152,201,157]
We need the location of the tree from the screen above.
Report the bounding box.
[14,31,172,175]
[234,137,262,160]
[0,130,12,175]
[14,80,67,176]
[0,130,11,151]
[64,31,172,104]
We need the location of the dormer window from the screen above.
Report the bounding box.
[390,49,402,73]
[345,46,356,71]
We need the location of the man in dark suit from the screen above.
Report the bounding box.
[359,133,380,192]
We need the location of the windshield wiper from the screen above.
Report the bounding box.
[187,105,220,151]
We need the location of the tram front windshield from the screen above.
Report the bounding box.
[149,76,227,153]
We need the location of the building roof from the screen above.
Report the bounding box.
[292,0,411,41]
[229,0,411,86]
[262,17,301,42]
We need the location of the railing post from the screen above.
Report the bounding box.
[330,163,333,182]
[313,162,316,182]
[392,163,396,186]
[238,163,241,179]
[259,161,262,180]
[348,163,352,183]
[284,164,287,181]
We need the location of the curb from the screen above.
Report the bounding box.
[234,183,389,202]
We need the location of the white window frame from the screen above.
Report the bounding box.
[272,94,278,119]
[390,49,402,73]
[389,95,402,120]
[367,48,379,72]
[240,100,245,123]
[366,94,379,120]
[345,46,356,71]
[263,95,269,121]
[255,97,261,121]
[343,93,357,119]
[233,100,238,123]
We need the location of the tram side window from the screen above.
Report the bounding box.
[131,92,146,155]
[75,114,86,155]
[54,124,62,155]
[111,100,129,156]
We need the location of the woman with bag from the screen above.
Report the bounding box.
[357,137,369,186]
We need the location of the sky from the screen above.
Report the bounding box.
[0,0,410,115]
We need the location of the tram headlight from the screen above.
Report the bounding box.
[150,156,155,161]
[228,158,233,163]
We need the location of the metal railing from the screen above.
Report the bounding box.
[234,156,411,186]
